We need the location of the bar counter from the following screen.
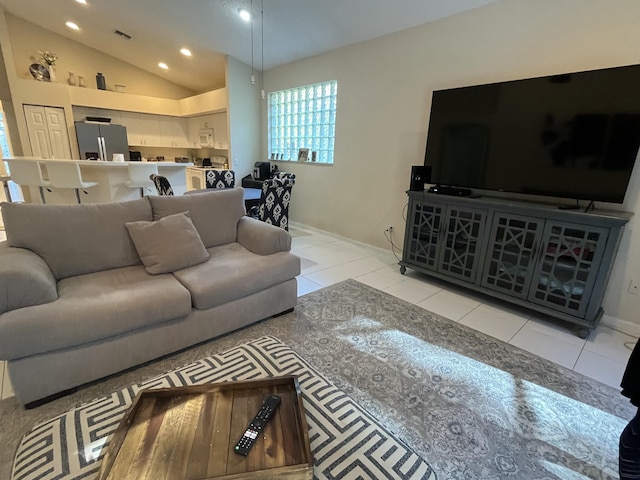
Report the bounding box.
[5,157,191,204]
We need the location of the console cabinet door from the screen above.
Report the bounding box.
[438,205,488,283]
[528,221,609,317]
[481,213,545,298]
[404,199,445,272]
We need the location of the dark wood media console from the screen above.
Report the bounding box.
[400,191,632,338]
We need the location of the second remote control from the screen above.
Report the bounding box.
[234,394,281,456]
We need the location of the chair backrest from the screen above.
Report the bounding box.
[45,161,86,188]
[128,163,158,185]
[258,177,295,230]
[5,159,48,186]
[150,174,174,196]
[205,169,235,189]
[271,171,296,182]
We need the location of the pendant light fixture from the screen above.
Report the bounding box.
[260,0,265,99]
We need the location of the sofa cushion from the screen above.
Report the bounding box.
[126,211,210,274]
[0,265,192,360]
[1,198,152,280]
[173,242,301,310]
[148,188,245,248]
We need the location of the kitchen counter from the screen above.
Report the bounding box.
[5,157,192,204]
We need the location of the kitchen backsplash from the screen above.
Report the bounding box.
[133,146,228,162]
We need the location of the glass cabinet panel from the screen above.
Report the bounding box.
[406,201,444,271]
[482,213,544,298]
[528,222,608,317]
[438,206,487,283]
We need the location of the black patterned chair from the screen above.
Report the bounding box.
[205,169,235,189]
[149,174,174,196]
[271,171,295,182]
[249,177,295,230]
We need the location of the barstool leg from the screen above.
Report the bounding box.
[38,186,46,204]
[2,181,11,202]
[74,188,81,204]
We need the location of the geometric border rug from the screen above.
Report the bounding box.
[11,336,436,480]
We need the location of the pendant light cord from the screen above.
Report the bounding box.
[250,0,255,84]
[261,0,265,98]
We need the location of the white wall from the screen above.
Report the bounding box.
[6,13,194,100]
[263,0,640,332]
[226,56,261,180]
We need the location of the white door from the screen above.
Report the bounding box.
[24,105,52,158]
[24,105,72,159]
[45,107,72,159]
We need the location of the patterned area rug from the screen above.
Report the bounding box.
[12,336,435,480]
[2,279,635,480]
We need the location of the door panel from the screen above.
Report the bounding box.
[481,213,545,298]
[406,201,444,272]
[528,222,609,316]
[438,206,487,283]
[44,107,72,159]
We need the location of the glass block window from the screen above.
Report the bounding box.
[268,80,337,164]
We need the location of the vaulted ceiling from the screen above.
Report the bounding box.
[0,0,496,93]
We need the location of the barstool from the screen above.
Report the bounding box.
[0,159,12,202]
[45,161,98,204]
[124,163,158,197]
[5,158,51,203]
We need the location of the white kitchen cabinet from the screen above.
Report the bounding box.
[23,105,72,159]
[212,113,228,149]
[159,116,190,148]
[120,112,162,147]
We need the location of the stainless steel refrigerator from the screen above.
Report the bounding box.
[75,122,129,161]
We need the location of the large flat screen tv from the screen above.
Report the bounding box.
[424,64,640,203]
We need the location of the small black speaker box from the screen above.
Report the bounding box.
[410,165,431,191]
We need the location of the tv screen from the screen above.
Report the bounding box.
[424,64,640,203]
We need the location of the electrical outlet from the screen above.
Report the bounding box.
[628,279,639,295]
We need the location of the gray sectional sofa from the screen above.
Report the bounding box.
[0,188,300,406]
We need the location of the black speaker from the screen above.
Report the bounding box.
[410,165,431,191]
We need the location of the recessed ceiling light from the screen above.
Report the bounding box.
[66,21,79,30]
[76,0,87,4]
[239,9,251,22]
[180,48,192,57]
[158,62,168,70]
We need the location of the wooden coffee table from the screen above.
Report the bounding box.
[97,376,313,479]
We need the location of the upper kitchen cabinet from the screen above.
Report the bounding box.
[159,116,190,148]
[212,113,228,150]
[120,112,162,147]
[23,105,72,159]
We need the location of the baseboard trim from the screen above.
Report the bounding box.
[600,315,640,338]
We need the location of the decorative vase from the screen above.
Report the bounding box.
[67,71,76,86]
[78,75,86,87]
[48,65,56,82]
[96,72,106,90]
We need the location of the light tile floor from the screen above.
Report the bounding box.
[0,225,637,401]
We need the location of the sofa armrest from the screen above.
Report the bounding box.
[0,242,58,315]
[237,216,292,255]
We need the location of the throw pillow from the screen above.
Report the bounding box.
[125,211,210,275]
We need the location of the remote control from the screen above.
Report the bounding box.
[234,394,281,456]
